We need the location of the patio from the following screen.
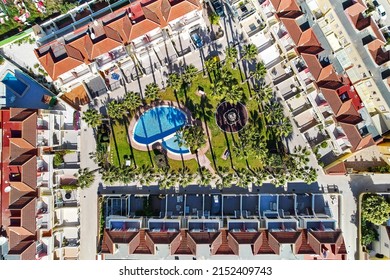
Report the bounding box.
[241,195,258,217]
[164,194,185,217]
[171,32,192,57]
[222,195,241,217]
[278,195,296,217]
[60,84,90,110]
[259,194,278,217]
[85,76,108,98]
[102,65,124,91]
[185,194,203,217]
[137,50,161,75]
[120,58,141,83]
[296,194,314,216]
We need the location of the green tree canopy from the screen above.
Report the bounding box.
[362,194,390,225]
[177,125,206,152]
[144,83,160,101]
[82,108,102,128]
[107,100,127,120]
[74,168,95,189]
[123,91,142,112]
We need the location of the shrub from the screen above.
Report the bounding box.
[0,55,4,65]
[154,154,169,170]
[320,141,328,148]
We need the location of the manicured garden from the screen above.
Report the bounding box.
[83,44,318,189]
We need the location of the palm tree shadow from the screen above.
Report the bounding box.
[223,131,235,171]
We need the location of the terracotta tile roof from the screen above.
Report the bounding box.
[9,155,37,192]
[325,162,347,174]
[103,11,132,43]
[270,0,301,13]
[298,29,321,48]
[128,18,160,42]
[7,240,36,260]
[34,44,85,80]
[253,231,277,254]
[161,0,201,23]
[9,196,36,234]
[301,53,340,83]
[321,88,360,118]
[339,122,375,151]
[279,17,302,45]
[308,230,346,256]
[145,231,179,244]
[66,32,91,63]
[22,112,37,148]
[171,230,193,255]
[229,231,260,244]
[84,25,123,60]
[296,230,315,254]
[367,39,390,66]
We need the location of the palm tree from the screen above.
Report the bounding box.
[136,165,156,186]
[209,12,220,25]
[197,167,214,187]
[225,46,238,67]
[167,73,182,94]
[159,170,178,190]
[265,102,284,123]
[178,125,206,152]
[177,166,194,188]
[211,80,229,100]
[101,165,119,185]
[274,118,292,139]
[216,166,235,189]
[241,44,258,63]
[299,166,317,184]
[224,84,244,104]
[123,91,142,112]
[119,166,136,185]
[253,85,273,105]
[182,64,198,85]
[250,61,267,81]
[82,108,102,128]
[74,168,95,189]
[235,169,254,189]
[144,83,160,101]
[252,167,267,186]
[205,57,219,78]
[107,100,127,120]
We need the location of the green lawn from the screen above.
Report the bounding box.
[109,63,267,175]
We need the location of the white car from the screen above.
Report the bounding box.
[377,4,387,20]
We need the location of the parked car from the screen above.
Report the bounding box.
[191,32,203,48]
[373,0,379,7]
[377,4,387,20]
[210,0,225,17]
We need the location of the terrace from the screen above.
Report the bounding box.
[148,219,180,233]
[227,220,259,232]
[241,195,258,218]
[96,46,128,70]
[85,76,108,98]
[163,194,185,217]
[295,194,314,217]
[102,65,124,91]
[271,22,295,52]
[55,189,79,208]
[222,195,241,217]
[170,32,193,57]
[278,195,296,218]
[259,194,278,218]
[184,194,204,218]
[267,220,298,232]
[136,49,162,76]
[188,220,220,232]
[240,14,265,38]
[230,0,257,21]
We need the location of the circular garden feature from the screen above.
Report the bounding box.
[215,101,248,133]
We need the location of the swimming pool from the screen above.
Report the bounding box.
[133,106,191,155]
[162,133,190,154]
[2,71,28,97]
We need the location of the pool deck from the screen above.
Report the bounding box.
[128,100,210,162]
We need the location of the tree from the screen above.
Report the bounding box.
[361,221,378,246]
[107,100,127,120]
[211,80,228,100]
[235,169,254,189]
[119,166,136,185]
[216,166,235,189]
[167,73,182,94]
[241,44,258,63]
[205,57,219,77]
[225,46,238,67]
[197,167,214,187]
[274,118,293,139]
[144,83,160,101]
[101,165,119,185]
[224,84,244,104]
[250,61,267,81]
[177,125,206,152]
[0,55,5,65]
[253,85,273,105]
[177,167,194,188]
[82,108,102,128]
[136,165,156,186]
[123,91,142,112]
[182,64,198,85]
[362,194,390,225]
[159,170,178,190]
[74,168,95,189]
[209,12,220,25]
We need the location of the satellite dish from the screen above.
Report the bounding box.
[90,32,96,40]
[4,186,11,193]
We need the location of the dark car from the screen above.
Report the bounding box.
[191,32,203,48]
[211,0,225,17]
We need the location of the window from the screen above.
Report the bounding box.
[385,243,389,248]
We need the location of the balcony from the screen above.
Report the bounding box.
[96,46,128,69]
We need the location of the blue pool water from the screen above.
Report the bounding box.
[134,106,187,146]
[2,72,28,96]
[162,133,190,154]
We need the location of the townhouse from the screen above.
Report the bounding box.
[100,193,346,260]
[259,0,390,174]
[34,0,204,93]
[0,61,81,260]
